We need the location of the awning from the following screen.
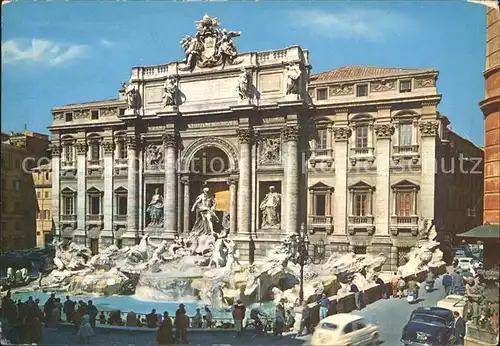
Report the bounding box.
[457,223,500,239]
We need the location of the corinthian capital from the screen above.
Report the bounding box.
[237,129,254,144]
[419,121,439,137]
[374,124,395,138]
[332,127,352,141]
[75,141,88,155]
[281,126,299,142]
[162,133,177,148]
[102,140,115,155]
[49,143,62,157]
[126,136,138,150]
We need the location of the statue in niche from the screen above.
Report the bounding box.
[285,63,301,95]
[162,75,178,107]
[191,187,219,235]
[260,186,281,229]
[145,144,164,170]
[236,68,252,101]
[122,80,138,110]
[146,188,164,226]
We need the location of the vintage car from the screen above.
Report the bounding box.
[437,295,469,320]
[310,313,379,346]
[401,307,456,345]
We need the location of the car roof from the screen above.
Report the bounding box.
[320,313,364,325]
[459,257,474,261]
[414,307,452,319]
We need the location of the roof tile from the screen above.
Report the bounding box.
[310,66,437,82]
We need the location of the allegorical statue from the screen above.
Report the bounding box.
[122,79,138,110]
[146,188,164,226]
[236,68,251,102]
[285,63,301,95]
[191,187,219,235]
[162,75,178,107]
[260,186,281,229]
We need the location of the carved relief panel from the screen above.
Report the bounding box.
[259,137,281,165]
[144,143,165,171]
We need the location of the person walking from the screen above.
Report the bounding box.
[451,270,465,294]
[453,311,466,345]
[297,301,310,337]
[317,293,329,320]
[157,311,174,346]
[442,271,452,295]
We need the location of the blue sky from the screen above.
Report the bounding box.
[1,0,487,145]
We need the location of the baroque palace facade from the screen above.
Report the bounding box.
[48,15,483,269]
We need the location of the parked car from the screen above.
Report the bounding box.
[401,307,455,345]
[457,257,482,277]
[310,313,379,346]
[437,295,469,321]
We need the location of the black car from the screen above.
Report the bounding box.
[401,307,456,345]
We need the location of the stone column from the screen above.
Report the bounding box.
[237,129,253,235]
[102,140,115,233]
[228,177,238,234]
[125,136,139,242]
[418,119,439,222]
[50,144,61,239]
[163,133,177,234]
[332,126,352,235]
[283,126,299,234]
[177,176,183,233]
[75,141,88,239]
[374,122,394,236]
[181,176,190,233]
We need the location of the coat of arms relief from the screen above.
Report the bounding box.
[180,14,242,71]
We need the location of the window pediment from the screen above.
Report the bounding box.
[308,182,334,192]
[391,179,420,190]
[61,187,76,195]
[114,186,128,194]
[87,186,103,195]
[348,180,375,191]
[393,110,420,119]
[350,113,374,123]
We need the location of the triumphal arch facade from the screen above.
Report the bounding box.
[49,14,311,260]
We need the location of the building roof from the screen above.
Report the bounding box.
[310,66,437,82]
[52,98,123,111]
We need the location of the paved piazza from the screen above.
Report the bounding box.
[28,275,447,346]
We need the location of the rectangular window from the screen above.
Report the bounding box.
[315,194,326,216]
[356,84,368,97]
[355,125,368,148]
[14,159,20,169]
[63,196,74,215]
[44,191,49,198]
[43,210,48,220]
[45,172,49,180]
[316,88,328,101]
[399,123,413,146]
[316,129,328,150]
[65,112,73,122]
[354,192,368,216]
[89,196,100,215]
[91,110,99,120]
[119,142,128,159]
[117,195,127,215]
[90,143,100,161]
[37,191,41,198]
[119,108,126,116]
[399,80,412,93]
[64,144,74,162]
[396,191,413,216]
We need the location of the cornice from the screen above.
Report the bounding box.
[308,71,439,88]
[52,100,126,112]
[312,95,442,111]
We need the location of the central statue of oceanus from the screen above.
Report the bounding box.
[191,187,219,235]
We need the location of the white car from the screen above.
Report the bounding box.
[310,313,379,346]
[437,295,469,320]
[458,257,482,276]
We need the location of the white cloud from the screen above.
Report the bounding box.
[99,39,116,47]
[291,8,413,41]
[1,39,87,66]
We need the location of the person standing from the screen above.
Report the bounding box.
[317,293,329,320]
[204,306,213,328]
[86,300,98,330]
[350,280,362,310]
[453,311,466,345]
[193,308,202,328]
[174,304,188,344]
[297,301,310,337]
[157,311,173,346]
[442,271,452,295]
[43,293,55,327]
[391,272,400,298]
[274,304,285,338]
[76,313,94,345]
[64,296,74,323]
[232,300,246,337]
[147,309,159,329]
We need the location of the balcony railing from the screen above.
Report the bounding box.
[86,214,104,222]
[60,214,76,222]
[393,145,419,154]
[87,159,102,166]
[114,215,127,222]
[114,158,128,166]
[350,147,374,156]
[348,215,375,225]
[391,215,418,226]
[312,148,332,157]
[309,215,333,225]
[61,160,76,168]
